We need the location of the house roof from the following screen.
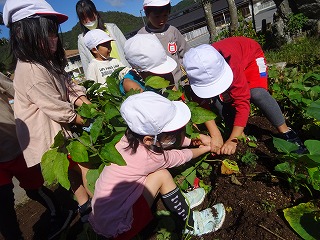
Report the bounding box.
[65,49,79,58]
[168,0,248,28]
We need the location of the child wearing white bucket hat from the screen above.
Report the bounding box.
[83,29,127,85]
[3,0,95,236]
[89,91,226,238]
[120,34,177,95]
[183,37,306,155]
[138,0,190,89]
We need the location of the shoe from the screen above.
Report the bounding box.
[281,128,307,154]
[48,210,74,240]
[78,198,92,223]
[185,203,226,236]
[183,188,206,209]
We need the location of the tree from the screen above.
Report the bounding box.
[197,0,217,43]
[226,0,238,35]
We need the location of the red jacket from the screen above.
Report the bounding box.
[212,37,268,127]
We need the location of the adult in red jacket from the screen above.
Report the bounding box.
[183,37,305,155]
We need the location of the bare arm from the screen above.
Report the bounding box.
[220,126,244,155]
[205,120,224,154]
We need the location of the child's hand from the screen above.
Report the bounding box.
[210,136,224,154]
[220,138,237,155]
[198,134,211,146]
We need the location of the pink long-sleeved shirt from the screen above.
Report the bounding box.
[89,135,192,238]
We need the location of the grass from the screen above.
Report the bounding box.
[265,36,320,67]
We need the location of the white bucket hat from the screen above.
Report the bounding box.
[83,29,114,50]
[143,0,171,8]
[3,0,68,27]
[120,91,191,136]
[183,44,233,99]
[124,34,177,74]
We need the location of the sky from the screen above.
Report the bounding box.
[0,0,182,38]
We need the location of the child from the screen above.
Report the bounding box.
[138,0,190,88]
[89,91,226,239]
[0,76,70,240]
[83,29,126,84]
[120,33,177,95]
[76,0,130,78]
[3,0,93,228]
[183,37,306,155]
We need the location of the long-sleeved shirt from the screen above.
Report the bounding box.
[138,24,190,88]
[0,92,21,163]
[13,61,86,167]
[212,36,268,127]
[89,136,192,238]
[78,23,130,78]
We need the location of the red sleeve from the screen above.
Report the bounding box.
[228,63,251,127]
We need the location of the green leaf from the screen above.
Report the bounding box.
[283,201,320,240]
[41,149,70,189]
[104,102,120,120]
[273,137,299,153]
[50,130,65,148]
[86,166,103,194]
[305,140,320,155]
[41,149,59,184]
[90,116,104,143]
[106,75,121,97]
[78,131,91,146]
[191,106,216,124]
[54,155,70,190]
[145,76,170,89]
[165,90,183,101]
[185,122,200,139]
[306,100,320,121]
[78,103,98,118]
[308,168,320,191]
[275,162,295,175]
[100,134,126,166]
[67,141,89,162]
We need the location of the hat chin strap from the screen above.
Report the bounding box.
[95,48,108,60]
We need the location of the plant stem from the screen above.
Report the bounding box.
[258,224,287,240]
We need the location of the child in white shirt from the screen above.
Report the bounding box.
[83,29,125,85]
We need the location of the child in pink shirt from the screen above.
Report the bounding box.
[89,91,226,239]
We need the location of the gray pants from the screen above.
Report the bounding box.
[212,88,285,128]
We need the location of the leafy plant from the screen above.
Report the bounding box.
[285,13,308,37]
[41,68,216,192]
[268,65,320,132]
[273,137,320,194]
[283,201,320,240]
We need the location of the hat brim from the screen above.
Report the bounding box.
[37,11,68,24]
[147,55,177,74]
[162,100,191,132]
[190,63,233,99]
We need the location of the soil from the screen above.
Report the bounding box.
[9,116,305,240]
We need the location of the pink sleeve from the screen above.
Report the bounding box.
[182,137,191,147]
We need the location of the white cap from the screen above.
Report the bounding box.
[143,0,170,7]
[124,34,177,74]
[183,44,233,99]
[83,29,114,50]
[120,91,191,136]
[3,0,68,27]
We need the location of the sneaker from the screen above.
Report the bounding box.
[183,188,206,209]
[78,198,92,223]
[185,203,226,236]
[48,210,74,240]
[281,128,307,154]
